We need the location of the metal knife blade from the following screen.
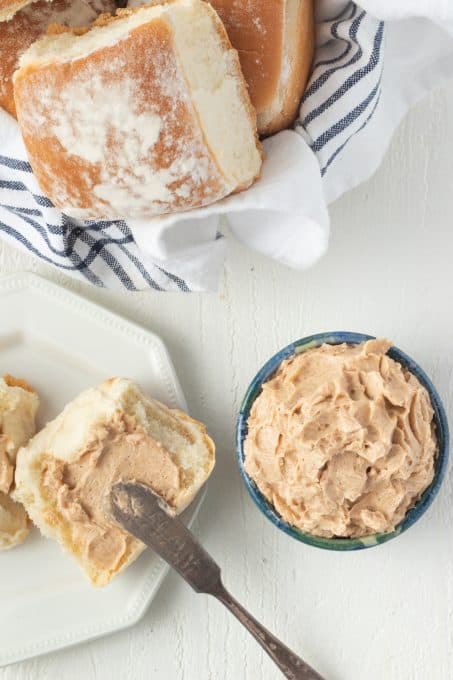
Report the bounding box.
[109,481,326,680]
[110,480,221,594]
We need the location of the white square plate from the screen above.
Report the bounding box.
[0,272,203,667]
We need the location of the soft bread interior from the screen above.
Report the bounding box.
[170,3,261,187]
[14,378,215,586]
[17,0,261,189]
[0,375,39,550]
[0,493,29,550]
[0,376,39,466]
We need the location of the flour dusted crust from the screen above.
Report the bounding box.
[14,378,215,586]
[14,0,262,220]
[0,0,116,118]
[0,375,39,550]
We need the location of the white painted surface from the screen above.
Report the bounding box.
[0,84,452,679]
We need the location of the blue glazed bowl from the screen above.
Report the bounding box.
[237,332,450,551]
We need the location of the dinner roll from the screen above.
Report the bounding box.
[14,378,215,586]
[0,0,116,118]
[14,0,262,220]
[128,0,315,136]
[0,375,39,550]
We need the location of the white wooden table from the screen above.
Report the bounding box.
[1,84,452,680]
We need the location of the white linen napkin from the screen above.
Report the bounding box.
[1,0,452,290]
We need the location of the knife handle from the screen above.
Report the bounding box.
[214,584,325,680]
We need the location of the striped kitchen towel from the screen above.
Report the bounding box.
[0,0,452,291]
[296,1,384,178]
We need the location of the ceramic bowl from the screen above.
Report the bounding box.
[236,331,449,550]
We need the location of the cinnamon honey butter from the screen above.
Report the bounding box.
[244,339,437,538]
[41,413,183,572]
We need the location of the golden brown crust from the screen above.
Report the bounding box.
[15,19,225,215]
[202,2,262,191]
[260,0,315,136]
[46,3,262,193]
[46,22,89,36]
[211,0,285,113]
[209,0,314,137]
[46,0,260,149]
[0,0,116,118]
[14,2,261,219]
[3,374,35,394]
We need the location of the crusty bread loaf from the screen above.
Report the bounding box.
[0,0,116,118]
[14,378,215,586]
[0,375,39,550]
[14,0,262,220]
[209,0,315,136]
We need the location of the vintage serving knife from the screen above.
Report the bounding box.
[110,481,325,680]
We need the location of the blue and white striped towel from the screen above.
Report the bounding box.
[1,0,452,291]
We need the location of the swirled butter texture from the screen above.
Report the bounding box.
[42,413,183,573]
[244,339,437,538]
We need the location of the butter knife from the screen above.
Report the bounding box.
[110,481,325,680]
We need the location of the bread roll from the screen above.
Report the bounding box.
[0,375,39,550]
[14,378,215,586]
[209,0,315,136]
[128,0,315,136]
[14,0,262,220]
[0,0,116,118]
